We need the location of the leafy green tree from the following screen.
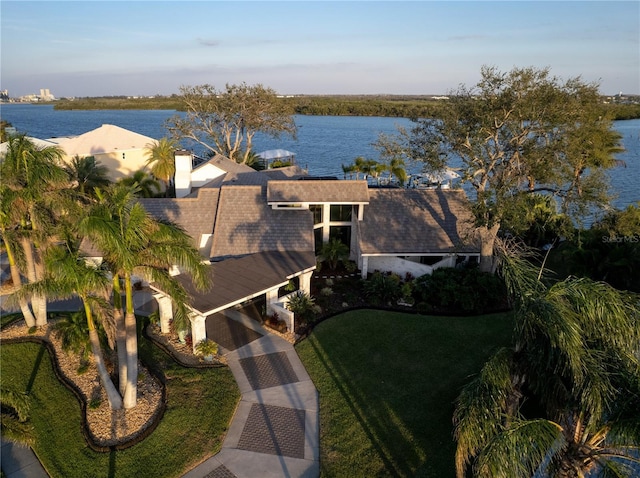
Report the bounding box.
[144,137,178,197]
[117,169,161,198]
[166,82,297,164]
[403,66,623,272]
[0,387,34,446]
[79,183,210,408]
[453,247,640,477]
[0,134,69,326]
[64,155,111,200]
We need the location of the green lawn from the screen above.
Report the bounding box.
[0,337,240,478]
[296,309,513,478]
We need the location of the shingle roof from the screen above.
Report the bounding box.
[210,185,314,259]
[54,124,155,156]
[358,189,479,254]
[267,180,369,204]
[174,250,316,315]
[138,188,219,248]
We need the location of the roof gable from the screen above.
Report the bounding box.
[55,124,155,157]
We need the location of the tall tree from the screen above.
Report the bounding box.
[403,66,622,272]
[64,155,111,201]
[0,134,69,325]
[166,82,297,164]
[144,137,178,197]
[453,246,640,478]
[79,183,210,408]
[117,169,161,198]
[11,245,123,409]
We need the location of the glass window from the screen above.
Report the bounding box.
[330,204,352,222]
[329,226,351,247]
[314,227,323,253]
[309,205,323,225]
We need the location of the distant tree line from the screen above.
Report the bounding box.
[52,94,640,119]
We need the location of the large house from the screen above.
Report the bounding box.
[136,148,480,350]
[0,124,155,181]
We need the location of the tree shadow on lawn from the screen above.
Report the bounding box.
[302,311,513,478]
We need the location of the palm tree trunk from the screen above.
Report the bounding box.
[112,275,128,396]
[4,240,37,327]
[33,252,48,326]
[122,274,138,409]
[21,237,47,326]
[85,301,122,410]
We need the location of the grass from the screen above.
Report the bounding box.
[296,309,514,478]
[0,335,240,478]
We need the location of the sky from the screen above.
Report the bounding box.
[1,1,638,98]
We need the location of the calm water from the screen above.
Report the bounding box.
[1,103,638,212]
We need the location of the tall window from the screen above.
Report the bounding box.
[309,204,323,225]
[329,226,351,247]
[330,204,352,222]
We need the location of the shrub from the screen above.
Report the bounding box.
[286,291,317,324]
[195,339,218,357]
[413,266,507,314]
[363,272,402,305]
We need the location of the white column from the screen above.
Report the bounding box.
[265,288,279,314]
[154,293,173,334]
[360,256,369,279]
[190,313,207,353]
[299,271,313,295]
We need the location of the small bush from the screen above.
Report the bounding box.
[363,272,402,305]
[286,291,317,324]
[413,266,507,314]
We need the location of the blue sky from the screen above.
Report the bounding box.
[1,1,638,97]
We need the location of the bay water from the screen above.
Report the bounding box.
[1,103,638,213]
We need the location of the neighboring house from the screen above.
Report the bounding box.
[53,124,155,181]
[0,125,155,181]
[135,151,480,350]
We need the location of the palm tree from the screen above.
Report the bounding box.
[387,157,407,186]
[117,169,161,198]
[64,155,111,200]
[79,183,210,408]
[0,134,69,326]
[453,247,640,478]
[0,387,35,446]
[10,245,123,409]
[318,238,350,271]
[144,138,178,197]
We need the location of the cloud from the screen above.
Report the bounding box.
[197,38,220,47]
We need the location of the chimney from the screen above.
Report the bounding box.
[174,150,193,198]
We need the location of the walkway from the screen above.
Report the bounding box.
[182,308,320,478]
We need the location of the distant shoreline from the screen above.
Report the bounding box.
[3,94,639,120]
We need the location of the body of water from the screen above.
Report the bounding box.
[1,103,638,212]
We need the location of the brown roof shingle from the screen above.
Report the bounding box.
[267,180,369,204]
[210,185,314,259]
[358,189,479,255]
[138,188,219,249]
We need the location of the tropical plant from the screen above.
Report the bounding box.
[286,290,317,324]
[117,169,161,198]
[51,310,93,360]
[79,182,210,408]
[318,238,350,271]
[453,245,640,478]
[363,271,402,306]
[64,155,111,200]
[0,134,69,326]
[0,387,34,446]
[10,244,123,409]
[194,339,218,357]
[144,137,178,197]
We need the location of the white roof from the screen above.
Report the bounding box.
[0,137,60,156]
[54,124,155,157]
